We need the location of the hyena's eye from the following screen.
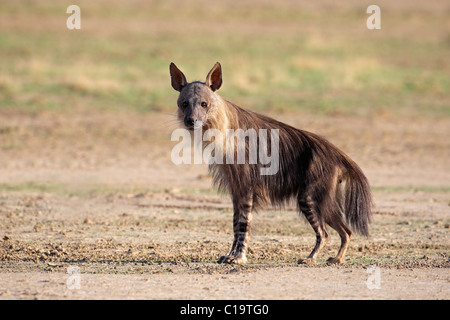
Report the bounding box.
[181,101,189,109]
[201,102,208,108]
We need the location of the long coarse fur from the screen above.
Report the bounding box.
[207,99,372,236]
[170,62,372,264]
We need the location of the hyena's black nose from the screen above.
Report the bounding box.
[185,117,195,128]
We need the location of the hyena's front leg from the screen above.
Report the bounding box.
[218,193,253,265]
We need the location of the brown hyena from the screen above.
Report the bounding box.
[170,62,372,265]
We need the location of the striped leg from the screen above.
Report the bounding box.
[297,197,329,264]
[218,193,253,264]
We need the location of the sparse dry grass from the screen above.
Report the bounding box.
[0,0,449,116]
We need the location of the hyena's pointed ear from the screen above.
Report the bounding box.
[205,62,222,92]
[170,62,187,92]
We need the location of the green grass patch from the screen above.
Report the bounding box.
[0,1,448,117]
[0,182,221,197]
[372,185,450,193]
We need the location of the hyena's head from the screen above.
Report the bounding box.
[170,62,223,130]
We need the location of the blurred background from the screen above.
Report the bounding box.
[1,0,448,115]
[0,0,449,191]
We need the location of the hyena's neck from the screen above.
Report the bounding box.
[205,95,235,134]
[202,96,244,157]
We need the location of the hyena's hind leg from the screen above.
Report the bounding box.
[325,213,352,264]
[325,182,352,264]
[218,192,253,265]
[297,196,329,264]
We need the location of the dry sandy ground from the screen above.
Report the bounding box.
[1,267,448,300]
[0,110,449,300]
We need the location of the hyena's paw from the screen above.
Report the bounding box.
[218,255,247,265]
[326,257,343,264]
[297,257,316,265]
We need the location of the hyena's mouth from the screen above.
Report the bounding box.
[186,120,204,131]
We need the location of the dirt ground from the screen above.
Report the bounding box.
[0,110,449,300]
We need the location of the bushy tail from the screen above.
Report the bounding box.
[341,157,373,236]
